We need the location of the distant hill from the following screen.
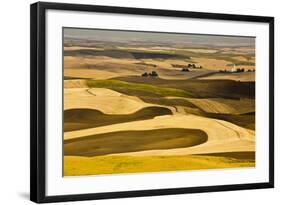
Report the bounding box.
[64,49,188,59]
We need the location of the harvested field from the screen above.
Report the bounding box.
[64,55,214,80]
[192,57,232,70]
[139,96,197,109]
[64,68,120,79]
[204,112,255,130]
[186,98,255,114]
[64,79,88,88]
[64,87,155,114]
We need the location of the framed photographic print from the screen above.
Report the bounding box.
[30,1,274,203]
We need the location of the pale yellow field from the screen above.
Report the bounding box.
[64,56,142,79]
[191,57,232,70]
[64,79,88,88]
[185,98,255,114]
[64,68,121,79]
[64,56,140,69]
[64,51,255,80]
[64,87,162,114]
[191,57,255,70]
[141,59,193,70]
[220,47,255,55]
[64,56,196,79]
[232,56,250,61]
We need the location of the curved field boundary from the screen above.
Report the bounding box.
[166,96,255,115]
[186,98,237,114]
[64,106,172,132]
[64,79,88,88]
[86,79,194,98]
[114,76,255,99]
[197,151,255,160]
[64,128,207,157]
[199,72,255,82]
[64,114,255,156]
[64,88,161,114]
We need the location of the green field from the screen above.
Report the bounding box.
[114,76,255,99]
[86,79,194,98]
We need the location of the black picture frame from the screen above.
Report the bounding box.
[30,1,274,203]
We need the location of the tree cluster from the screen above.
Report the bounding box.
[171,63,202,69]
[141,71,159,77]
[219,68,255,73]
